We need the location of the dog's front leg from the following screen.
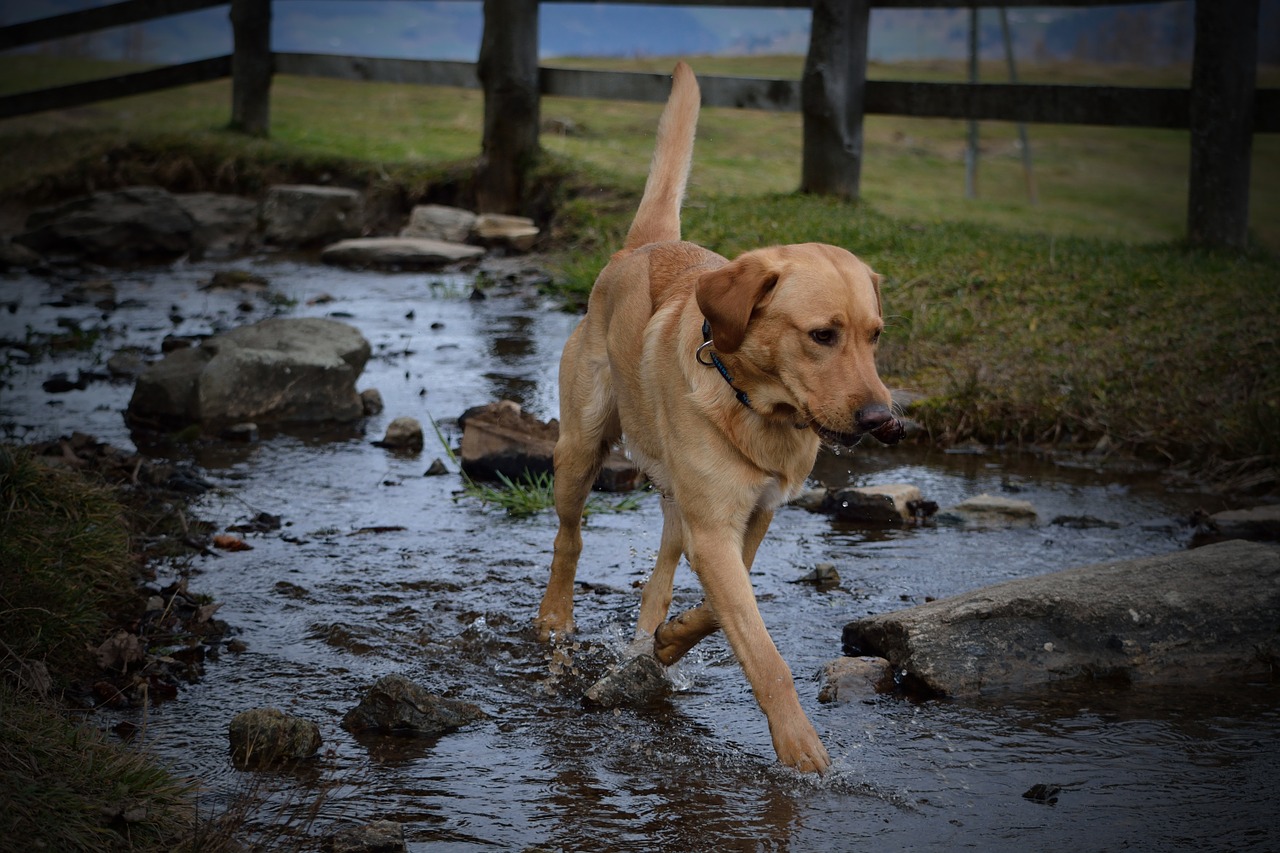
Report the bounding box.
[688,525,831,774]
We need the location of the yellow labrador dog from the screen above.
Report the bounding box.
[535,62,904,773]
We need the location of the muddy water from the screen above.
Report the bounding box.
[2,258,1276,851]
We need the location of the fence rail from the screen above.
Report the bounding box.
[0,0,1271,247]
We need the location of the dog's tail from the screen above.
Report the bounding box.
[623,62,700,251]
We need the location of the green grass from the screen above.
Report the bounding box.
[461,469,649,518]
[3,54,1276,247]
[0,445,136,678]
[0,446,228,852]
[0,682,197,852]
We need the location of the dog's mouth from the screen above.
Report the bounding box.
[808,417,906,448]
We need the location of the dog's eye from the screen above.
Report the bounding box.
[870,328,882,345]
[809,328,837,346]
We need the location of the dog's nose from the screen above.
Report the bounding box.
[856,404,905,445]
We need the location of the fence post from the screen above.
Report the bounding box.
[1187,0,1259,249]
[477,0,540,214]
[229,0,271,136]
[800,0,870,199]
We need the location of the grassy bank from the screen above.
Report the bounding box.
[1,55,1276,489]
[0,447,204,851]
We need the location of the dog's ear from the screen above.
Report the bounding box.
[696,255,779,353]
[866,264,883,318]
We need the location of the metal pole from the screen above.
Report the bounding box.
[999,7,1037,204]
[965,6,979,199]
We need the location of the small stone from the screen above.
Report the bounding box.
[361,388,385,416]
[793,563,840,591]
[424,458,449,476]
[472,213,539,252]
[221,422,259,442]
[936,493,1038,528]
[341,674,486,736]
[204,269,269,291]
[583,654,670,708]
[817,656,895,703]
[326,819,408,853]
[227,707,321,768]
[375,417,424,452]
[824,483,922,523]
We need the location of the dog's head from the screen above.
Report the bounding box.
[695,243,904,446]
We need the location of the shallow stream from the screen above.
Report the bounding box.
[2,257,1276,851]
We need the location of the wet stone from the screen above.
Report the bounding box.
[325,819,408,853]
[824,483,922,523]
[227,707,322,768]
[341,674,486,737]
[375,416,424,451]
[817,656,896,703]
[360,388,385,416]
[793,562,841,591]
[936,493,1038,528]
[583,654,670,708]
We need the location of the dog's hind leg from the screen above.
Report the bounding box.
[536,336,617,642]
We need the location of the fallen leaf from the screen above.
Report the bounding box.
[213,534,253,551]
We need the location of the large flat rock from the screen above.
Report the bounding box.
[321,237,484,269]
[842,539,1280,697]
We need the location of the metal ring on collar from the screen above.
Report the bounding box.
[695,339,717,366]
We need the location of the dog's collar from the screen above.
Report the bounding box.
[697,319,751,408]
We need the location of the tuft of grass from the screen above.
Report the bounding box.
[463,469,557,518]
[0,681,198,852]
[0,445,136,680]
[461,468,650,518]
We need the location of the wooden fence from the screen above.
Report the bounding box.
[1,0,1274,248]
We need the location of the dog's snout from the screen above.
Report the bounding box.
[856,404,905,445]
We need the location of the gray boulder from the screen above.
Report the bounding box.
[341,674,486,737]
[127,317,371,429]
[261,184,362,247]
[842,539,1280,697]
[15,186,195,263]
[175,192,259,258]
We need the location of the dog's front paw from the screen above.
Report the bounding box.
[771,718,832,775]
[533,612,575,643]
